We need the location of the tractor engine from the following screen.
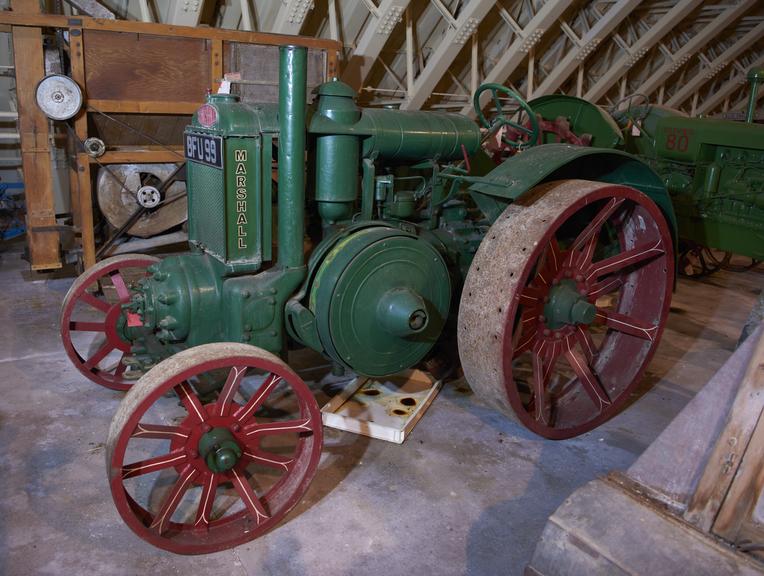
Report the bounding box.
[126,45,482,378]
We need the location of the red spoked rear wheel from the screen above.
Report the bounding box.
[106,343,323,554]
[458,179,674,439]
[60,254,159,391]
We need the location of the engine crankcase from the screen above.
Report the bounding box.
[308,226,451,377]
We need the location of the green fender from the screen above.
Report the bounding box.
[467,143,678,250]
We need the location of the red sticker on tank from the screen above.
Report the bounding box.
[197,104,218,128]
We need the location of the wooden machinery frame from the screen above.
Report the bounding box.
[0,1,340,270]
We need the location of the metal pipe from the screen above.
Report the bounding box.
[745,68,763,124]
[277,45,308,268]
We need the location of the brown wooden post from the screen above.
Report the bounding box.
[11,0,61,269]
[211,39,223,92]
[326,48,338,80]
[67,26,96,269]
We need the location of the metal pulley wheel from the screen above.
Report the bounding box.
[97,163,187,238]
[35,74,83,120]
[308,226,451,377]
[458,179,674,439]
[83,137,106,158]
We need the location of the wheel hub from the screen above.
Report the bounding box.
[544,280,596,330]
[198,426,243,473]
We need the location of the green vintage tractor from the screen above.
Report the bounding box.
[60,46,677,553]
[514,68,764,273]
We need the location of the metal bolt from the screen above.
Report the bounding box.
[241,290,250,299]
[543,328,551,336]
[231,423,240,432]
[202,424,211,433]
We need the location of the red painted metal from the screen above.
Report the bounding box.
[459,180,674,439]
[106,343,323,554]
[59,254,159,391]
[505,184,673,438]
[495,116,592,161]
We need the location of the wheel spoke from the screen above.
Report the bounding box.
[514,322,538,357]
[589,276,623,299]
[80,291,111,313]
[233,373,282,423]
[69,320,106,332]
[194,473,220,528]
[114,354,128,378]
[595,309,659,342]
[84,342,115,370]
[215,365,248,417]
[530,343,557,425]
[568,197,625,257]
[520,286,544,305]
[243,448,295,472]
[574,326,598,363]
[243,417,313,438]
[544,236,563,276]
[516,123,534,136]
[491,89,502,115]
[149,465,199,534]
[122,449,188,479]
[231,468,270,525]
[586,239,664,280]
[109,270,131,302]
[576,231,599,268]
[563,344,611,412]
[131,423,190,441]
[175,381,208,423]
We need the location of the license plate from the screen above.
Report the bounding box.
[185,133,223,169]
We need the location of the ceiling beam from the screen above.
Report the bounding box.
[164,0,207,26]
[584,0,705,103]
[459,0,577,116]
[399,0,494,111]
[341,0,410,90]
[666,20,764,108]
[730,81,764,112]
[531,0,640,98]
[695,52,764,116]
[635,0,758,99]
[272,0,314,35]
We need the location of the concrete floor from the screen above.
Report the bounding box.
[0,240,761,576]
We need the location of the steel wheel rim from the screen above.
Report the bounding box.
[60,254,159,391]
[106,343,323,555]
[504,187,673,439]
[459,180,674,439]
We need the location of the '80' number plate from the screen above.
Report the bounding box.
[185,133,223,169]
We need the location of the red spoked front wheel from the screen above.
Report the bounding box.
[60,254,159,391]
[106,343,323,554]
[458,179,674,439]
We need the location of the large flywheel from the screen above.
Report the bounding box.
[458,179,674,439]
[97,163,187,238]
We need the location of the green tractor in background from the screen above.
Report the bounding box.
[62,44,738,554]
